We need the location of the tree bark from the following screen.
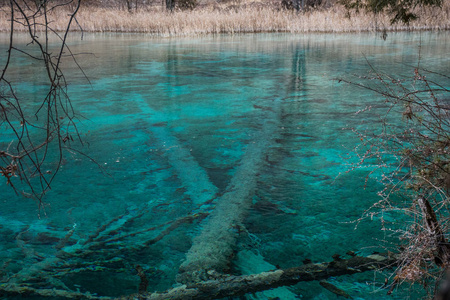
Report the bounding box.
[121,253,398,300]
[417,197,450,266]
[126,0,132,12]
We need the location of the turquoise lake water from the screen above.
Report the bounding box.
[1,32,449,299]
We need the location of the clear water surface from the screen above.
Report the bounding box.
[1,32,449,299]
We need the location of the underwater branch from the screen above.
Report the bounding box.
[121,253,398,300]
[0,253,397,299]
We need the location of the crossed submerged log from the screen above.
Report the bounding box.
[177,99,282,284]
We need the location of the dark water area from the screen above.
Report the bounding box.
[1,32,449,299]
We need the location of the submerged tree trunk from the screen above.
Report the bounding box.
[149,123,219,206]
[234,249,298,299]
[177,99,282,284]
[0,254,397,300]
[123,253,397,300]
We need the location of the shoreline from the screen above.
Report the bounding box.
[0,2,449,36]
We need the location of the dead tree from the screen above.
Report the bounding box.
[165,0,175,11]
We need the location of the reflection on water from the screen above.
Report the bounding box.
[0,32,449,299]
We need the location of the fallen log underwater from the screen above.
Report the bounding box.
[134,94,219,207]
[234,249,298,299]
[177,98,283,284]
[127,253,398,300]
[0,253,398,299]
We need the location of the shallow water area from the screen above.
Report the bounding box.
[1,32,449,299]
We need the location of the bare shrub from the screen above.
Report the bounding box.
[341,58,450,296]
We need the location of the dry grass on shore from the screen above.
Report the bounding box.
[0,1,449,35]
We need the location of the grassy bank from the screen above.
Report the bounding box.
[0,1,449,35]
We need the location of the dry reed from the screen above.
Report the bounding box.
[0,1,449,35]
